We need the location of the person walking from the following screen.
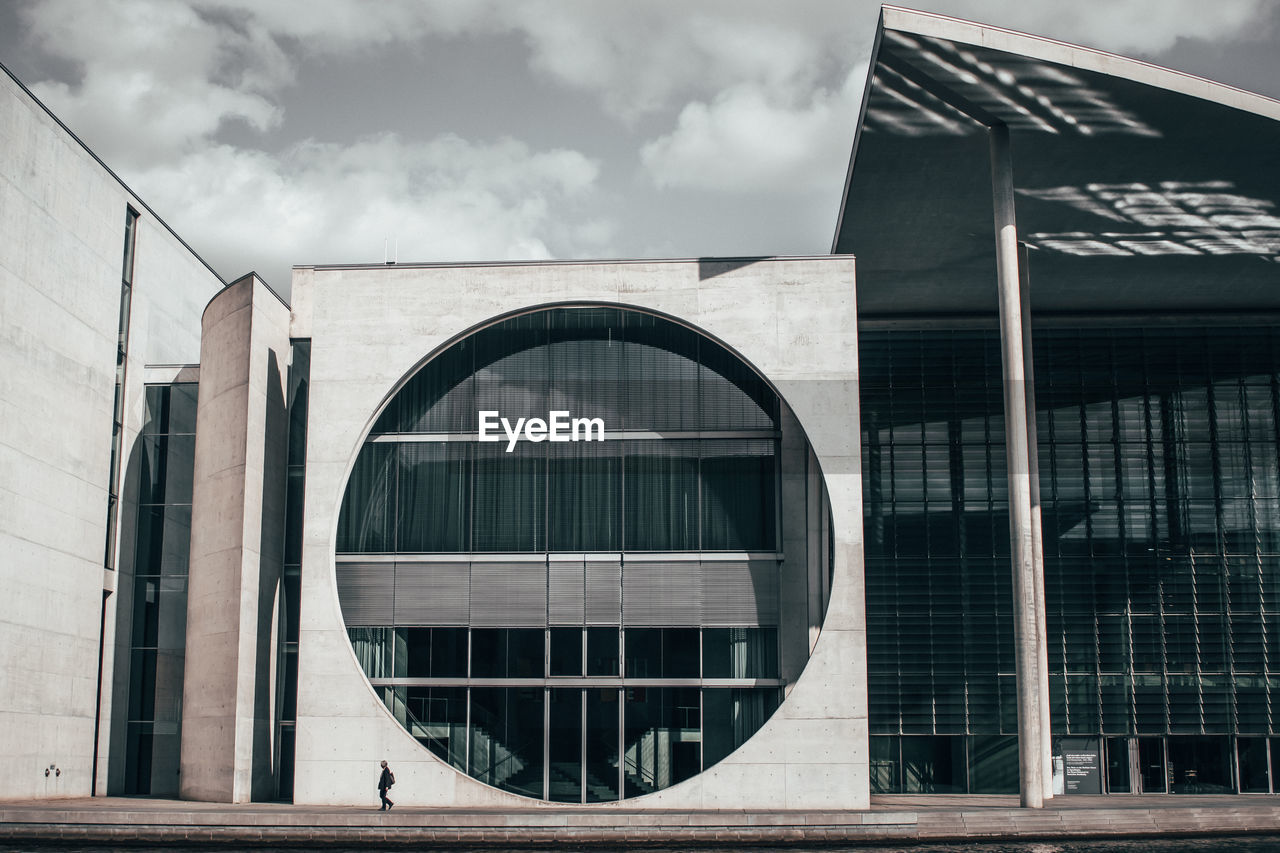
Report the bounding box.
[378,759,395,810]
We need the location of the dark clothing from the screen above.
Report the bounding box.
[378,766,394,809]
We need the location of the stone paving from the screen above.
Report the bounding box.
[1,794,1278,847]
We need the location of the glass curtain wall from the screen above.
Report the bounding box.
[360,626,780,801]
[124,383,197,795]
[337,307,787,801]
[862,327,1280,794]
[275,340,309,800]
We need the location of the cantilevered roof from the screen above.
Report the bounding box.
[833,6,1280,318]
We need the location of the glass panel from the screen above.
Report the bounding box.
[703,627,778,679]
[548,307,624,429]
[1272,738,1280,793]
[474,314,548,427]
[548,441,621,552]
[699,339,776,430]
[397,443,470,552]
[901,735,965,793]
[469,687,544,799]
[281,647,298,721]
[1106,737,1131,793]
[401,627,467,678]
[404,686,467,771]
[549,627,583,677]
[624,628,661,678]
[623,687,700,797]
[284,469,305,565]
[471,628,542,678]
[623,313,699,431]
[1239,737,1270,793]
[287,341,311,463]
[967,735,1017,793]
[277,724,296,800]
[1139,737,1166,792]
[396,337,475,433]
[700,440,776,551]
[137,435,196,506]
[662,628,699,678]
[1168,736,1234,794]
[473,442,544,552]
[336,443,395,552]
[124,722,153,794]
[133,505,192,578]
[142,386,169,436]
[624,440,698,551]
[869,735,900,793]
[349,627,392,679]
[548,688,583,803]
[587,627,619,676]
[282,570,300,643]
[585,688,620,802]
[703,687,779,769]
[431,627,468,678]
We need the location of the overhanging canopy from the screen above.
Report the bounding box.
[834,6,1280,318]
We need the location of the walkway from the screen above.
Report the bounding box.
[2,794,1279,847]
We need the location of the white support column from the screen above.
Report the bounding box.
[989,124,1044,808]
[1019,242,1053,800]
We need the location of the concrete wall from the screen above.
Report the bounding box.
[0,67,221,799]
[181,274,291,802]
[291,257,867,809]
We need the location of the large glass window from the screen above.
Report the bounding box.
[124,383,196,796]
[338,307,798,801]
[863,327,1280,793]
[339,309,778,555]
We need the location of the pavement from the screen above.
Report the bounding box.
[1,794,1279,847]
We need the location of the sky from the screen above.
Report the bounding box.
[2,0,1279,294]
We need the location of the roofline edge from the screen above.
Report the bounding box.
[878,4,1280,122]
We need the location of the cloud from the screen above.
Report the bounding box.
[640,63,867,193]
[127,133,604,288]
[936,0,1270,57]
[20,0,290,166]
[498,1,864,122]
[11,0,1275,285]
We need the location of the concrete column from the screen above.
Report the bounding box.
[1018,243,1053,800]
[988,124,1043,808]
[180,274,291,802]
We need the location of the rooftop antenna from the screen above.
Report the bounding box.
[384,236,398,265]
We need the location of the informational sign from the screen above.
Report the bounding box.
[1058,737,1103,794]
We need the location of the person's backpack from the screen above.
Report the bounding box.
[389,771,395,787]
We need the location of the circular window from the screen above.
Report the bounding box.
[336,306,828,801]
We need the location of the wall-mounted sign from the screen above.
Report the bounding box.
[1058,737,1103,794]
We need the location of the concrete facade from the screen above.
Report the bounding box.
[5,4,1280,815]
[0,65,221,800]
[291,258,868,809]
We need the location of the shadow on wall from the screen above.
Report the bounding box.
[251,347,290,799]
[698,258,765,281]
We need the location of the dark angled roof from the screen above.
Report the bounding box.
[833,6,1280,318]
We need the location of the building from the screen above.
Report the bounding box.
[2,6,1279,808]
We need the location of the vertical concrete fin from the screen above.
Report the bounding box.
[180,274,291,802]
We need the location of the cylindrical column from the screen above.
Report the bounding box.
[1019,241,1053,800]
[989,124,1043,808]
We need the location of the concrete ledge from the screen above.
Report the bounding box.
[1,796,1279,847]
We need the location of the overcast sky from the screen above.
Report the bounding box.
[2,0,1278,294]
